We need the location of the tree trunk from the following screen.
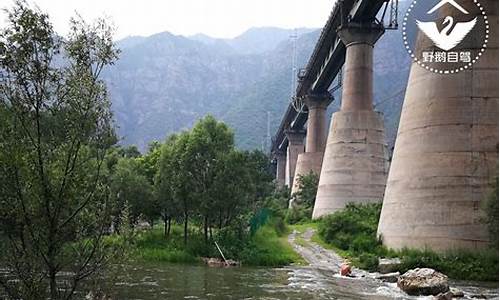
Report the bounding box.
[167,217,171,237]
[218,210,223,229]
[209,225,213,239]
[49,267,57,299]
[164,216,168,237]
[204,215,208,243]
[184,213,188,245]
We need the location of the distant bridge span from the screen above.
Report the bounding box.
[271,0,389,153]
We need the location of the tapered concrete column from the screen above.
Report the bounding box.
[284,130,305,188]
[291,94,331,196]
[305,94,330,153]
[312,23,389,219]
[339,24,384,110]
[274,151,286,188]
[377,0,499,251]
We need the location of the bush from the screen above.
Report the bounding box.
[318,203,382,253]
[284,173,319,225]
[397,248,499,282]
[285,206,312,225]
[315,202,499,280]
[358,253,379,271]
[291,172,319,208]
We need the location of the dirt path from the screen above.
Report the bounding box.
[286,227,401,299]
[288,228,370,277]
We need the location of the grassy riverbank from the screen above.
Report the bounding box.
[107,218,304,267]
[290,203,499,282]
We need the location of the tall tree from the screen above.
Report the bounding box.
[155,135,179,237]
[109,157,155,229]
[211,150,255,230]
[0,2,119,299]
[171,132,195,244]
[185,115,234,242]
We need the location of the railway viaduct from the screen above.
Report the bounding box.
[271,0,498,251]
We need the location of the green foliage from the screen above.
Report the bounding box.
[286,172,319,224]
[318,203,383,256]
[131,227,200,263]
[291,172,319,208]
[109,157,157,227]
[395,248,499,282]
[240,222,300,266]
[262,186,291,217]
[136,141,162,184]
[316,203,499,279]
[0,2,120,298]
[117,145,142,158]
[285,206,313,225]
[106,215,302,267]
[155,115,276,245]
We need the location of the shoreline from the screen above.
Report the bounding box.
[286,225,499,299]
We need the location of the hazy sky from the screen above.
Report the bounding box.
[0,0,335,40]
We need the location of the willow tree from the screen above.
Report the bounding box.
[0,1,119,299]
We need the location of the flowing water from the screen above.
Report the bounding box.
[81,228,499,299]
[94,262,498,300]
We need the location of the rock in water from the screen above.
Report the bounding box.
[434,291,453,300]
[378,257,402,274]
[375,271,400,283]
[397,268,449,296]
[449,287,465,298]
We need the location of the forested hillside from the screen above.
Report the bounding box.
[105,23,411,151]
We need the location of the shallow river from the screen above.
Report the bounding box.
[97,262,498,300]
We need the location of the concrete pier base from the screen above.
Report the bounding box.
[377,0,499,251]
[284,131,305,188]
[312,110,389,218]
[291,152,324,195]
[274,151,286,188]
[289,94,330,198]
[312,23,389,219]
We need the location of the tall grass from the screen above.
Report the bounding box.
[240,221,304,266]
[106,217,304,267]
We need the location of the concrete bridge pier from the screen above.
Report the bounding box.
[274,150,286,188]
[291,94,331,196]
[377,0,499,251]
[284,130,305,188]
[312,23,389,219]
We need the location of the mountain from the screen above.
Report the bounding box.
[189,27,317,55]
[224,27,317,55]
[105,16,411,151]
